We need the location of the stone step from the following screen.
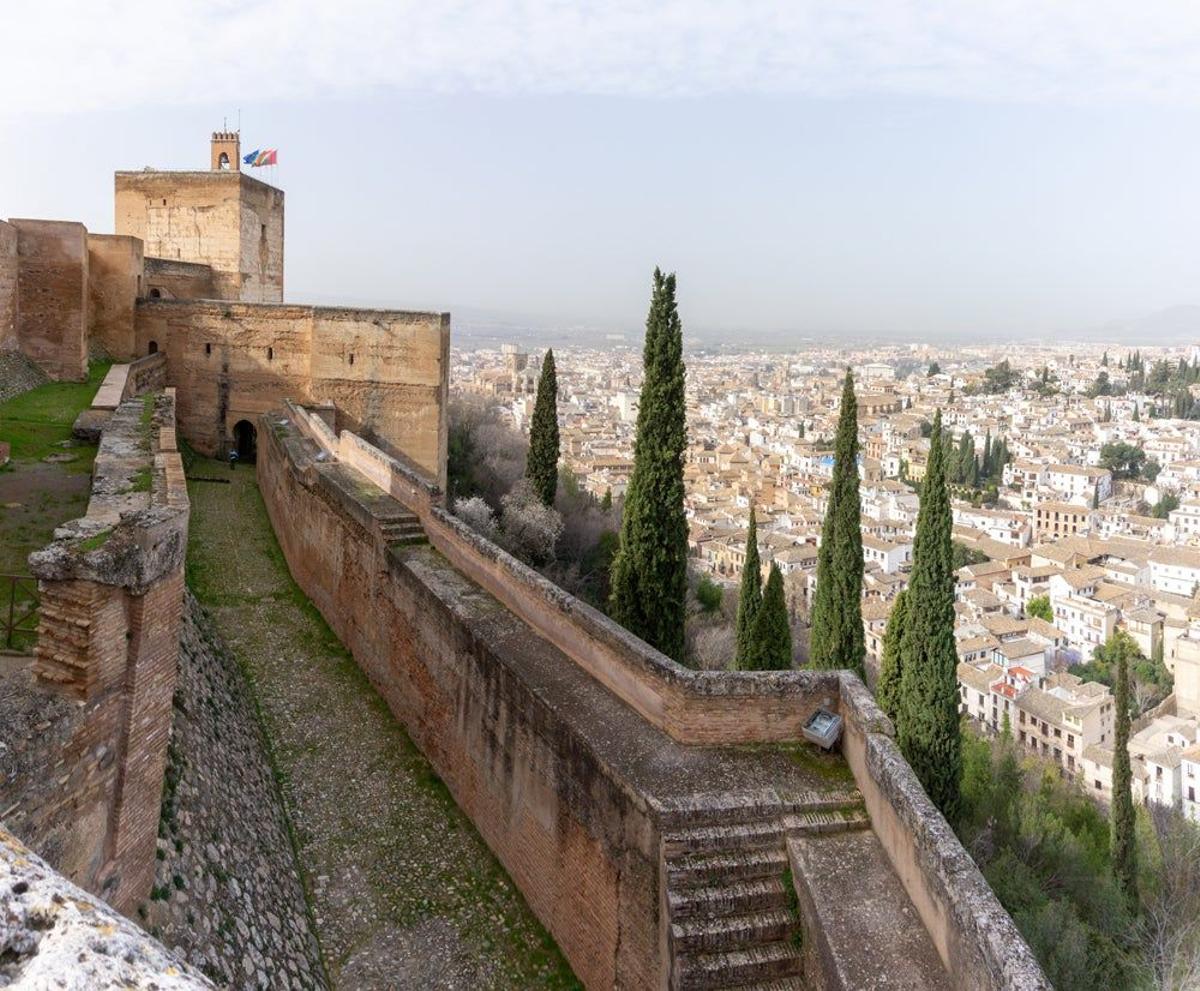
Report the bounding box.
[673,942,804,991]
[667,847,789,888]
[671,909,796,953]
[782,807,870,836]
[657,787,863,830]
[668,879,789,920]
[711,979,807,991]
[664,820,784,858]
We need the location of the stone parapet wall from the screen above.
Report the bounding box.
[837,676,1051,991]
[8,388,190,915]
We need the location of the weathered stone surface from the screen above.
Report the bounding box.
[0,825,213,989]
[115,170,283,304]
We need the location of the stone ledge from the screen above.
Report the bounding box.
[0,826,213,989]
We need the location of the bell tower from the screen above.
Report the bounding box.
[211,131,240,171]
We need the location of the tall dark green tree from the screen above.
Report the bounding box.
[874,590,909,723]
[609,269,689,661]
[1111,635,1138,906]
[744,563,792,671]
[809,368,865,677]
[525,349,560,506]
[897,410,962,820]
[734,511,762,668]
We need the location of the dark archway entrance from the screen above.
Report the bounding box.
[233,420,257,464]
[147,340,158,354]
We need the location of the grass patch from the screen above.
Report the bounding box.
[76,528,113,552]
[129,466,153,493]
[0,361,110,464]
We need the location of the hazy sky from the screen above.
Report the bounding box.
[3,1,1199,340]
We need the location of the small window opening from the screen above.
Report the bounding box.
[148,288,162,299]
[162,198,166,206]
[218,152,230,169]
[348,353,355,365]
[205,343,212,355]
[148,341,158,355]
[267,347,274,361]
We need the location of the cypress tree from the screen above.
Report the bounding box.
[809,368,865,678]
[744,563,792,671]
[874,590,908,724]
[897,410,962,820]
[982,430,992,478]
[609,269,689,662]
[525,349,560,506]
[1111,636,1138,905]
[734,510,763,668]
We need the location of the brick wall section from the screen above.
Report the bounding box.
[14,389,191,916]
[115,171,283,303]
[257,418,660,989]
[10,219,88,381]
[0,220,16,350]
[134,300,448,486]
[87,233,143,360]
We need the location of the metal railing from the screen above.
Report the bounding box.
[2,574,39,651]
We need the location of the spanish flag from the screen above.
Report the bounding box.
[242,149,278,167]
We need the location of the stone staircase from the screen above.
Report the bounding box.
[378,510,427,547]
[661,789,869,991]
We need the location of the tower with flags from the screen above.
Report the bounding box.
[114,130,285,302]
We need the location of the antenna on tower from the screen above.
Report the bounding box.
[237,108,241,133]
[223,116,227,131]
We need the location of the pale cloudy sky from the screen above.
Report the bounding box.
[2,1,1199,339]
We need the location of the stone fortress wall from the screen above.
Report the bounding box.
[134,299,449,487]
[261,400,1051,991]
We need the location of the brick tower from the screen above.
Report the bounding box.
[210,131,241,171]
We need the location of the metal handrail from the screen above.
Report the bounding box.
[1,573,39,651]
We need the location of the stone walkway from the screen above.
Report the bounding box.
[185,460,579,990]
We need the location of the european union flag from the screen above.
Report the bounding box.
[243,149,260,165]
